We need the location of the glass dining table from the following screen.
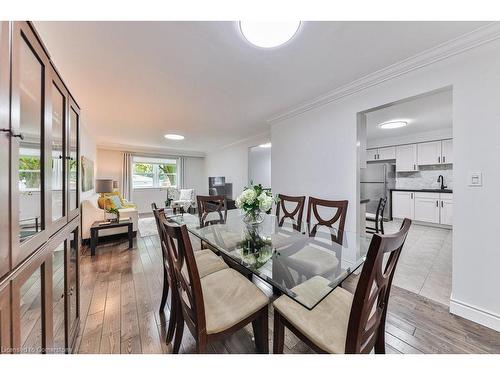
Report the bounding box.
[170,210,372,310]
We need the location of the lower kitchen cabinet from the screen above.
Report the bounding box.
[414,193,440,223]
[392,191,452,226]
[440,193,453,225]
[392,191,415,219]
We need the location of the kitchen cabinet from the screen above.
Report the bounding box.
[377,146,396,160]
[0,284,11,352]
[440,193,453,225]
[417,141,442,166]
[392,190,453,225]
[396,144,418,172]
[392,191,414,219]
[366,146,396,161]
[366,148,378,161]
[442,139,453,164]
[414,192,440,223]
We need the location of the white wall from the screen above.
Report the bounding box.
[80,123,97,201]
[205,133,270,198]
[271,40,500,331]
[249,146,271,188]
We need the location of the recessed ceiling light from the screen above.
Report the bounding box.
[239,21,301,48]
[259,143,272,148]
[164,134,185,140]
[379,121,408,129]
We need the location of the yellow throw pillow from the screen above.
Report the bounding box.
[103,191,126,205]
[97,196,116,210]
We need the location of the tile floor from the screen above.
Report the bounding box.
[385,219,452,306]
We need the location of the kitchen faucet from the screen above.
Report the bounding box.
[437,175,447,190]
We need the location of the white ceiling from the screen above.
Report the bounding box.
[34,21,486,153]
[365,89,452,142]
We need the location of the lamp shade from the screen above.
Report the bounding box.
[113,180,119,189]
[95,179,113,194]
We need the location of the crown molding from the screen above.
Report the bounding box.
[97,142,206,158]
[268,22,500,125]
[210,131,271,153]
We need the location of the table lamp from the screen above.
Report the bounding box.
[95,179,113,221]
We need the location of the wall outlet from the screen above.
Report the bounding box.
[468,172,483,186]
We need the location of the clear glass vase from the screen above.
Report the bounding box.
[243,210,264,225]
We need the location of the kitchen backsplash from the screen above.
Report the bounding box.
[396,164,453,190]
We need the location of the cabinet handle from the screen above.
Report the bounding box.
[441,201,443,208]
[443,156,446,163]
[411,193,413,199]
[436,200,439,207]
[438,156,441,163]
[0,128,24,140]
[413,164,416,170]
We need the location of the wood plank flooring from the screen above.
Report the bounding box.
[74,234,500,354]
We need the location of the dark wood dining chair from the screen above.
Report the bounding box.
[162,220,270,353]
[366,197,387,234]
[306,197,348,242]
[275,194,306,231]
[272,218,412,354]
[152,206,228,347]
[196,195,227,227]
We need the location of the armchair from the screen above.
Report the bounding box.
[169,188,196,213]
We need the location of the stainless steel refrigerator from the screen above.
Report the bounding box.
[360,162,396,220]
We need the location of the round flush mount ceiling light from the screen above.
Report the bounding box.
[379,121,408,130]
[164,134,185,140]
[239,21,301,48]
[259,143,272,148]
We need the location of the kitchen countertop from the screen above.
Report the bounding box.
[390,188,453,193]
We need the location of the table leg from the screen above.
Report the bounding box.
[90,229,97,256]
[128,224,133,249]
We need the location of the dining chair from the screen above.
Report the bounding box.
[275,194,306,231]
[162,219,270,353]
[196,195,228,227]
[306,197,348,241]
[152,206,229,347]
[272,218,412,354]
[366,197,387,234]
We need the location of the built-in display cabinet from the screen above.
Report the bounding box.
[0,22,81,354]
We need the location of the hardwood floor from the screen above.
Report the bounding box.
[73,234,500,354]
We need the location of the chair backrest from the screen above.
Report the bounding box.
[275,194,306,230]
[375,197,387,221]
[306,197,348,238]
[345,218,411,353]
[161,219,206,336]
[197,195,227,227]
[151,204,164,239]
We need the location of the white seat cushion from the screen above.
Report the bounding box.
[181,249,228,281]
[201,268,269,334]
[273,276,353,353]
[283,245,339,276]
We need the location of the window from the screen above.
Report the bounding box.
[132,156,178,189]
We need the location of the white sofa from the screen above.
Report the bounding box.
[81,194,138,240]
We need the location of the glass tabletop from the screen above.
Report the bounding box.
[170,210,372,310]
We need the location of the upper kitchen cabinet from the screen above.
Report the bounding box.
[366,146,396,161]
[441,139,453,164]
[396,144,418,172]
[417,141,442,165]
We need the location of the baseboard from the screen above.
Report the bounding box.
[450,297,500,332]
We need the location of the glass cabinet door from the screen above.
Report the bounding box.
[0,284,11,353]
[67,228,80,345]
[50,82,66,227]
[68,104,79,220]
[18,266,44,353]
[11,22,51,266]
[0,21,10,279]
[52,241,66,353]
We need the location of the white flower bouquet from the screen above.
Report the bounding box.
[235,184,275,224]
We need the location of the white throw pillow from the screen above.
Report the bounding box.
[179,189,193,201]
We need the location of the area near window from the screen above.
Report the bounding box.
[132,156,178,189]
